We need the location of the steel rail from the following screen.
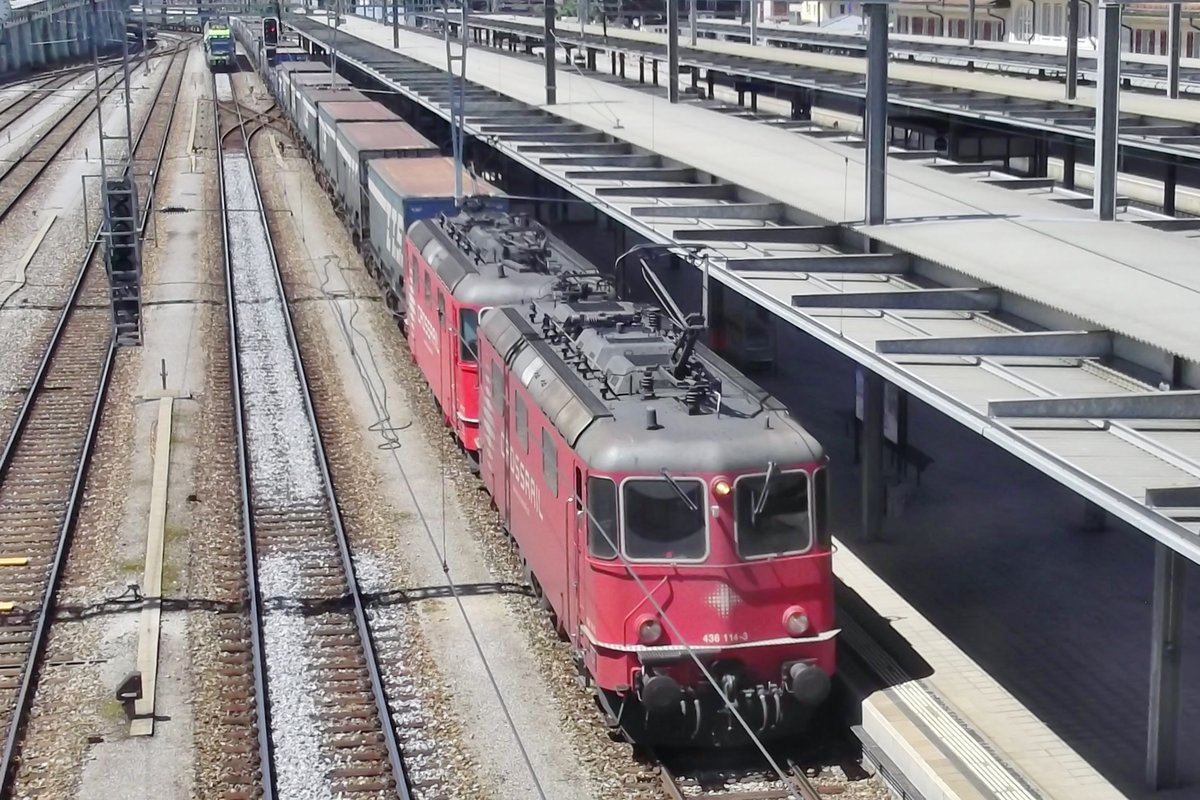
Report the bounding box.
[0,59,146,225]
[0,73,78,136]
[213,74,277,800]
[218,73,413,800]
[0,39,190,795]
[0,37,188,485]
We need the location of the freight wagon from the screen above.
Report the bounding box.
[314,101,403,182]
[364,157,509,306]
[330,121,442,239]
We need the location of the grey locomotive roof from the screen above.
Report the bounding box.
[408,208,612,307]
[482,299,824,474]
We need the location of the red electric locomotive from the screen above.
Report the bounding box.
[404,210,614,455]
[477,295,836,745]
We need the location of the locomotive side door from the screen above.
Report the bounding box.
[567,465,584,643]
[436,291,448,423]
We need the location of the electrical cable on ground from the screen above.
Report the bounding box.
[275,152,550,800]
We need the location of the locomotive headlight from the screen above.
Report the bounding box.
[638,617,663,644]
[783,606,810,637]
[712,479,732,497]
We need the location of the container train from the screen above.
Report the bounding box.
[243,43,837,746]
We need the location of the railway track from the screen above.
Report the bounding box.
[0,57,151,226]
[0,73,81,138]
[0,41,189,794]
[214,70,412,800]
[658,750,823,800]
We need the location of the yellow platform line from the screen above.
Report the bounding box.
[130,397,174,737]
[0,558,29,567]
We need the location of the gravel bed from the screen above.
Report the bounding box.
[7,353,141,799]
[4,52,186,799]
[246,76,489,794]
[223,153,325,508]
[0,53,175,446]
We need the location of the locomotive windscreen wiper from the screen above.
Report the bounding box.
[752,461,777,524]
[660,469,699,512]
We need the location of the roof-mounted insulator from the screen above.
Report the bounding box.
[641,370,656,399]
[685,383,705,416]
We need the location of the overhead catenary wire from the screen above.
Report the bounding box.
[275,157,550,800]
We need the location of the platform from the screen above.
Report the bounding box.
[680,16,1200,94]
[302,14,1200,366]
[836,541,1127,800]
[445,13,1200,167]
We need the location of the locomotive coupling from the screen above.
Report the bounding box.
[641,672,683,710]
[786,660,831,706]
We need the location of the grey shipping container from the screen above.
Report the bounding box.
[289,73,352,128]
[292,86,367,153]
[331,121,439,232]
[365,157,507,302]
[289,87,370,139]
[314,101,398,176]
[273,61,329,107]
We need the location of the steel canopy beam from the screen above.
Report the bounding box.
[1146,542,1185,790]
[1146,486,1200,509]
[864,1,888,225]
[1095,2,1121,221]
[983,178,1058,190]
[989,391,1200,419]
[792,288,999,311]
[727,253,908,273]
[878,331,1113,358]
[632,202,782,219]
[596,183,734,198]
[565,167,694,181]
[673,225,841,243]
[1168,4,1182,99]
[542,154,661,167]
[519,142,631,154]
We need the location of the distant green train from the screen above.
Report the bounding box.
[204,21,234,70]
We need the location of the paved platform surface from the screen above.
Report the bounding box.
[318,15,1200,364]
[472,13,1200,126]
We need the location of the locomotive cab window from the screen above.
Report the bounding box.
[623,478,706,561]
[460,309,478,363]
[734,469,812,558]
[587,477,617,559]
[812,468,830,549]
[423,270,431,304]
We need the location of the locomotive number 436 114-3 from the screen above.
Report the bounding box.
[701,632,750,645]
